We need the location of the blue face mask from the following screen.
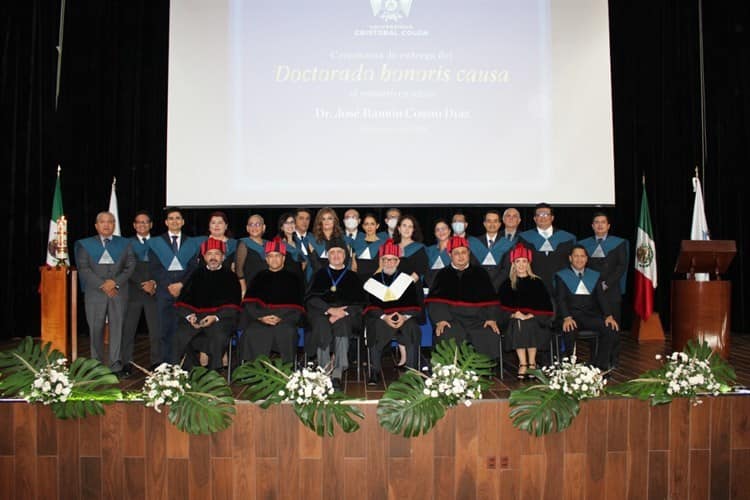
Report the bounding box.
[451,222,466,234]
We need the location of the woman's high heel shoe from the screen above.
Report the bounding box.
[517,364,528,380]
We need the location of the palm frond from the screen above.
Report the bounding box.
[168,367,236,434]
[50,357,122,419]
[431,339,496,380]
[231,356,291,408]
[377,371,447,437]
[509,384,580,436]
[0,337,63,397]
[293,393,364,436]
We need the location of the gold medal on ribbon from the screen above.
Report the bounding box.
[330,285,337,292]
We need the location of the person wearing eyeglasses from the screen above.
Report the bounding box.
[518,203,577,292]
[363,240,424,386]
[122,210,160,375]
[235,214,268,297]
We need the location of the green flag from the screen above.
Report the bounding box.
[46,167,68,266]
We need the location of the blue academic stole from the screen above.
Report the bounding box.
[579,236,629,294]
[76,236,129,264]
[468,236,513,265]
[239,237,267,259]
[401,241,425,258]
[307,238,327,257]
[520,229,576,251]
[357,238,384,259]
[426,245,451,268]
[148,235,200,270]
[130,236,150,262]
[345,232,367,254]
[556,268,600,294]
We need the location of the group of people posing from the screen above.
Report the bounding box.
[73,203,628,385]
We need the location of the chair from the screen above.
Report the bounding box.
[226,329,243,382]
[551,329,599,364]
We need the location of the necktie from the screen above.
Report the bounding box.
[596,238,603,244]
[103,238,110,248]
[488,238,494,248]
[507,233,512,240]
[171,235,179,253]
[578,272,583,279]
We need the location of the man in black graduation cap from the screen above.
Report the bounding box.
[305,237,366,389]
[173,239,242,370]
[240,237,305,364]
[363,239,424,385]
[426,236,504,360]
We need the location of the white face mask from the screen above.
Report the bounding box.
[344,217,359,230]
[452,222,466,234]
[386,218,398,230]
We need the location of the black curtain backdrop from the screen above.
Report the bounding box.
[1,0,747,340]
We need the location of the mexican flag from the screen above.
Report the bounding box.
[633,183,657,319]
[109,177,121,236]
[46,167,68,266]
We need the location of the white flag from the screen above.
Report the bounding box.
[109,178,121,236]
[690,176,709,241]
[690,175,710,281]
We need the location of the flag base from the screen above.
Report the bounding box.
[632,312,665,343]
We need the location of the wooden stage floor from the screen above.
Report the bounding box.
[4,331,750,399]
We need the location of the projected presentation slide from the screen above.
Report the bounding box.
[167,0,615,206]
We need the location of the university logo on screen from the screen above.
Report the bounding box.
[370,0,413,22]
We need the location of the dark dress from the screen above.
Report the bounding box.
[498,275,554,350]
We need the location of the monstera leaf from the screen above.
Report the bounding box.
[508,382,581,436]
[231,356,291,408]
[431,338,496,381]
[51,357,122,419]
[294,394,365,437]
[169,367,236,434]
[377,370,447,438]
[232,356,363,436]
[0,337,64,396]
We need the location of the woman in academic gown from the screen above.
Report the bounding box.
[352,213,385,282]
[425,218,452,289]
[498,244,554,380]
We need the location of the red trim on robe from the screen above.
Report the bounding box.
[241,297,305,312]
[424,297,499,308]
[174,302,242,314]
[499,304,554,316]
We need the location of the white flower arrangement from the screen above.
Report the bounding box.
[142,363,190,413]
[278,363,334,405]
[20,358,73,405]
[541,356,606,400]
[422,363,483,407]
[660,351,722,404]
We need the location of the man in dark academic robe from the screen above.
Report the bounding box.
[240,237,305,364]
[519,203,576,292]
[468,209,514,291]
[305,238,366,389]
[554,245,620,370]
[426,236,505,360]
[122,210,160,375]
[174,239,242,370]
[75,211,136,374]
[363,240,424,385]
[578,212,629,323]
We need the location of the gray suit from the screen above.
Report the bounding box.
[75,235,136,371]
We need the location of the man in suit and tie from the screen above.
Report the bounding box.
[501,207,522,242]
[519,203,577,292]
[468,209,514,291]
[554,245,620,370]
[74,211,136,374]
[121,210,160,374]
[148,207,201,364]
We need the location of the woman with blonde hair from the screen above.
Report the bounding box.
[498,244,554,379]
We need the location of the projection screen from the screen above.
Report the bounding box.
[166,0,615,206]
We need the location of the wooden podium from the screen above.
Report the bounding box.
[39,265,78,358]
[670,240,736,358]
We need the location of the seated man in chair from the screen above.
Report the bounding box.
[363,239,424,385]
[240,237,305,364]
[554,245,620,371]
[174,239,242,370]
[305,237,367,390]
[426,236,504,360]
